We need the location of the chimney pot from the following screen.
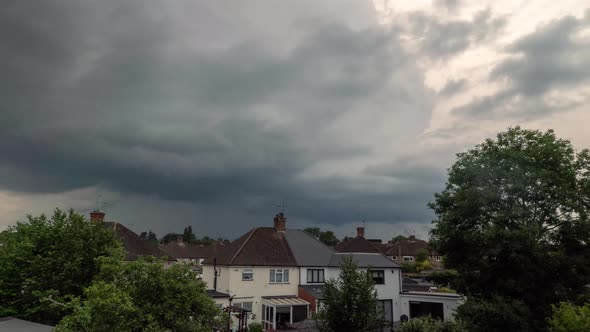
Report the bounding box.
[90,210,105,223]
[356,227,365,238]
[273,213,286,232]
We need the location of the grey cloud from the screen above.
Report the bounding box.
[454,12,590,119]
[434,0,461,11]
[0,1,436,231]
[403,9,506,58]
[439,78,467,96]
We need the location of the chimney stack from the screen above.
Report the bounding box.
[409,235,416,241]
[90,210,105,223]
[356,227,365,238]
[274,213,286,232]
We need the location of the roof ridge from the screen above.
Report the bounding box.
[229,227,258,265]
[297,229,337,253]
[277,231,297,265]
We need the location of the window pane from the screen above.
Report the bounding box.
[319,269,324,282]
[307,269,312,282]
[270,269,275,282]
[276,271,283,283]
[284,269,289,282]
[243,302,253,311]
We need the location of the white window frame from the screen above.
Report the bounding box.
[269,268,290,283]
[435,256,442,262]
[242,268,254,281]
[403,256,414,262]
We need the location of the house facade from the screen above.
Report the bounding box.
[202,214,403,330]
[384,235,443,268]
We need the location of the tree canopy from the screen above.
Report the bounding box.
[304,227,340,246]
[548,302,590,332]
[0,209,123,325]
[430,127,590,330]
[57,257,219,332]
[316,256,382,332]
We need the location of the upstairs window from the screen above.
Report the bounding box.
[307,269,325,283]
[403,256,414,262]
[435,256,442,262]
[269,269,289,283]
[242,268,253,280]
[370,270,385,284]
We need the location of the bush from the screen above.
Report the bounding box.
[416,259,433,272]
[424,270,459,287]
[548,302,590,332]
[401,262,417,273]
[396,316,467,332]
[248,322,263,332]
[456,296,530,332]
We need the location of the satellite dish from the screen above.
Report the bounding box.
[400,314,409,322]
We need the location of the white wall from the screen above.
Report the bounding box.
[399,293,464,321]
[202,265,299,323]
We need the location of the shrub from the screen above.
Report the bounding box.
[396,316,467,332]
[548,302,590,332]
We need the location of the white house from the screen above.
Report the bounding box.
[202,213,462,330]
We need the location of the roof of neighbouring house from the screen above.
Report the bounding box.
[206,290,231,298]
[159,241,224,260]
[104,222,172,261]
[385,237,434,257]
[334,236,383,254]
[299,284,326,299]
[329,253,399,268]
[202,227,297,266]
[0,317,54,332]
[284,229,336,266]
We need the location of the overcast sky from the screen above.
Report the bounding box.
[1,0,589,241]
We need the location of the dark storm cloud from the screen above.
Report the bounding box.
[403,9,506,58]
[0,0,436,229]
[453,11,590,119]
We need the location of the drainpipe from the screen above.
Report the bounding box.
[213,258,218,291]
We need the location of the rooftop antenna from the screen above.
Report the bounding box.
[275,200,287,213]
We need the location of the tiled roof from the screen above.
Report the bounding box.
[385,237,434,256]
[334,236,383,253]
[206,290,231,298]
[104,222,172,261]
[329,253,400,268]
[203,227,297,266]
[159,241,224,260]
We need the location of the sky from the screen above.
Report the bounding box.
[1,0,589,241]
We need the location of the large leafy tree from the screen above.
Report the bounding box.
[316,256,382,332]
[57,257,220,332]
[548,302,590,332]
[430,127,590,330]
[0,209,123,325]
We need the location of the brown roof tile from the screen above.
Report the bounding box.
[104,222,172,261]
[385,237,433,256]
[203,227,297,266]
[159,241,224,260]
[333,236,383,253]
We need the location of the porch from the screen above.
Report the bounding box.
[261,296,310,330]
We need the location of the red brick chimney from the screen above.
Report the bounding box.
[274,213,286,232]
[356,227,365,238]
[90,210,105,223]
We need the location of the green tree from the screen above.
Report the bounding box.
[304,227,321,238]
[57,257,219,332]
[430,127,590,329]
[415,248,430,263]
[319,230,340,246]
[396,316,467,332]
[316,256,382,332]
[416,259,433,272]
[455,296,530,332]
[160,232,178,244]
[0,209,123,325]
[183,226,197,244]
[548,302,590,332]
[392,235,408,243]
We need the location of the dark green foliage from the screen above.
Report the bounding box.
[183,225,198,244]
[548,302,590,332]
[248,322,264,332]
[392,235,408,243]
[316,257,381,332]
[396,316,467,332]
[0,209,123,325]
[160,232,179,244]
[140,230,158,244]
[401,261,417,273]
[304,227,340,246]
[430,127,590,330]
[57,257,219,332]
[415,248,430,263]
[424,270,459,288]
[456,296,531,332]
